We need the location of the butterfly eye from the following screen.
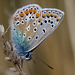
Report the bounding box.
[25,53,29,58]
[25,53,31,60]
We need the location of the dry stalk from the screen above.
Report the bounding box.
[0,25,26,75]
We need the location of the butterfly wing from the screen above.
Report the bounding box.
[10,4,42,53]
[27,7,64,52]
[10,4,64,55]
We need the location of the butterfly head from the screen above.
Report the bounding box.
[25,52,32,60]
[18,52,32,60]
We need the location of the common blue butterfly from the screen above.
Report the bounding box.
[10,4,64,60]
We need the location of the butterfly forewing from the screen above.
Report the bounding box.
[11,4,42,52]
[10,4,64,54]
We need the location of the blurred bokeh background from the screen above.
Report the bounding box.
[0,0,75,75]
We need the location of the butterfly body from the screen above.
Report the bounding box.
[10,4,64,60]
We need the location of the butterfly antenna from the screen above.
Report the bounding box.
[32,58,36,64]
[32,54,54,70]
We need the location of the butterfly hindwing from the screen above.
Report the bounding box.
[27,8,64,52]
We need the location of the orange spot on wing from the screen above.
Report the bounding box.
[54,15,57,18]
[14,17,17,21]
[14,17,19,21]
[29,9,33,13]
[51,14,54,17]
[47,13,50,17]
[33,9,36,14]
[19,12,24,17]
[24,10,29,15]
[57,18,60,21]
[36,13,40,18]
[42,14,46,18]
[16,17,19,19]
[38,18,41,22]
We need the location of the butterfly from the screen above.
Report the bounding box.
[10,4,64,60]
